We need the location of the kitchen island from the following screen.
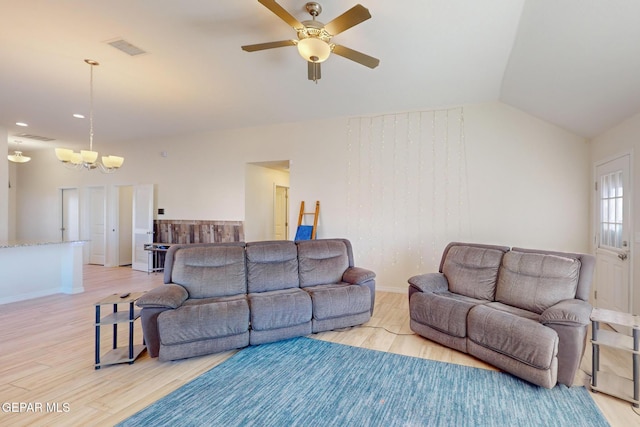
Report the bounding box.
[0,240,85,304]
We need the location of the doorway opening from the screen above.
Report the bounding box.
[109,184,154,270]
[245,161,290,242]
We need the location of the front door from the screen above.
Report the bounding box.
[595,154,632,315]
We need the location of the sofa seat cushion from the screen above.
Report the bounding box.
[158,297,249,345]
[496,251,580,314]
[484,302,540,322]
[248,288,312,331]
[442,245,505,300]
[304,283,370,320]
[467,305,558,370]
[410,292,486,338]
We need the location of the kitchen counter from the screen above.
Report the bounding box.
[0,240,86,304]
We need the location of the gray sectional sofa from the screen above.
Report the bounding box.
[408,242,595,388]
[136,238,375,361]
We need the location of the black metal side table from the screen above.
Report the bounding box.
[94,292,146,369]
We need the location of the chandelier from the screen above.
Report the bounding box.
[8,141,31,163]
[55,59,124,173]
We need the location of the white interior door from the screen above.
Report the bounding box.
[132,184,154,272]
[274,185,289,240]
[118,186,133,266]
[89,187,106,265]
[595,154,632,315]
[61,188,79,241]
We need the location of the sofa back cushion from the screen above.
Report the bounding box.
[496,251,580,314]
[246,241,299,293]
[298,240,349,287]
[442,245,505,301]
[170,244,246,299]
[512,247,595,302]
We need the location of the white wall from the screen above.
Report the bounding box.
[15,151,67,243]
[13,101,591,292]
[245,164,290,242]
[464,103,590,249]
[591,111,640,314]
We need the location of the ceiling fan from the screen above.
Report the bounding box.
[241,0,380,82]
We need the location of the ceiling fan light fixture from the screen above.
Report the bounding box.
[242,1,379,81]
[297,37,330,63]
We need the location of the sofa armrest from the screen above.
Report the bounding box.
[342,267,376,315]
[342,267,376,285]
[408,273,449,294]
[540,299,592,327]
[136,284,189,309]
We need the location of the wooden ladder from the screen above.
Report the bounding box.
[296,201,320,240]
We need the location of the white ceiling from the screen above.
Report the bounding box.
[2,0,640,153]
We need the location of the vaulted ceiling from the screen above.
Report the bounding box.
[2,0,640,152]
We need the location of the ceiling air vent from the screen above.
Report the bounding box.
[107,38,147,56]
[14,133,55,141]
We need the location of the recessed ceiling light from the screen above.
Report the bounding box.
[73,113,85,119]
[16,122,28,127]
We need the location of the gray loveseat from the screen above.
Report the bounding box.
[408,242,595,388]
[137,238,375,361]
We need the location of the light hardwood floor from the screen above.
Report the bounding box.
[0,265,638,426]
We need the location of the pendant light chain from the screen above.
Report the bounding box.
[89,62,94,153]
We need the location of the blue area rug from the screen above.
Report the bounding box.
[118,337,608,426]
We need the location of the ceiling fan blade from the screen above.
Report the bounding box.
[332,44,380,69]
[258,0,304,29]
[324,4,371,36]
[308,62,321,82]
[241,40,296,52]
